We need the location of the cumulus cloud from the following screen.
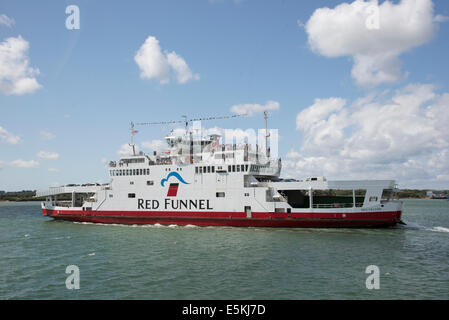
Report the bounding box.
[289,84,449,188]
[40,130,55,140]
[305,0,439,87]
[37,151,59,160]
[0,126,20,144]
[141,140,165,153]
[0,14,15,27]
[117,143,139,156]
[10,159,39,168]
[134,36,199,84]
[230,100,280,116]
[0,36,41,95]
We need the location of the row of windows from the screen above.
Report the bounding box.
[195,166,216,174]
[195,164,250,174]
[228,164,249,173]
[110,169,150,176]
[250,164,268,172]
[165,167,183,172]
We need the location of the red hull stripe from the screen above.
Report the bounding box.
[42,209,402,228]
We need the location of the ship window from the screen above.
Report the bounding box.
[132,169,136,175]
[147,181,154,186]
[212,166,215,173]
[232,165,235,172]
[128,193,136,198]
[109,194,113,198]
[147,169,150,175]
[237,165,240,172]
[207,166,211,173]
[369,196,378,202]
[244,193,249,196]
[130,181,134,185]
[245,165,249,171]
[203,166,207,173]
[199,167,202,174]
[195,167,198,174]
[228,165,231,172]
[140,169,143,175]
[216,192,225,198]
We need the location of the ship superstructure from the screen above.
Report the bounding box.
[37,117,403,228]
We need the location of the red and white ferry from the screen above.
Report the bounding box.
[37,119,403,228]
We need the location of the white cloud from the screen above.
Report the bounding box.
[134,36,199,84]
[286,150,301,159]
[0,35,41,95]
[290,84,449,187]
[166,51,200,84]
[0,14,15,27]
[0,126,20,144]
[40,130,55,140]
[10,159,39,168]
[141,140,165,152]
[305,0,438,87]
[117,143,139,156]
[230,100,280,116]
[434,14,449,23]
[37,151,59,160]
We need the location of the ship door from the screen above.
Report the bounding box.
[216,172,227,185]
[245,206,252,219]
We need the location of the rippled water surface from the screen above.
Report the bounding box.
[0,200,448,299]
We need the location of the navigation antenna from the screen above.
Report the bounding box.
[129,121,138,156]
[135,113,247,131]
[264,111,270,158]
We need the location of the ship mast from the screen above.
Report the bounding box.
[264,111,270,159]
[129,121,137,156]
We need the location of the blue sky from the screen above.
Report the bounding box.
[1,0,449,191]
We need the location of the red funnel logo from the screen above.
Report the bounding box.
[167,183,179,197]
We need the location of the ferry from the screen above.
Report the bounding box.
[37,116,403,228]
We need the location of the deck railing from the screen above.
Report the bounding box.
[312,203,364,209]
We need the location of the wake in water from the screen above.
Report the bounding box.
[396,221,449,233]
[72,221,199,229]
[429,226,449,233]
